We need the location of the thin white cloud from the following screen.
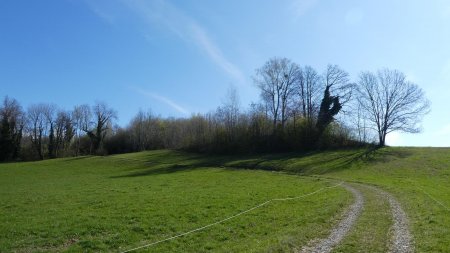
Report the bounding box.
[189,23,245,83]
[134,88,189,115]
[85,0,117,24]
[290,0,318,21]
[98,0,245,84]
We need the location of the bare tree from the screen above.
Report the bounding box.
[357,69,430,146]
[296,65,322,121]
[131,110,146,151]
[355,102,368,143]
[0,96,25,160]
[129,109,153,151]
[54,110,74,157]
[26,104,51,160]
[83,102,117,154]
[72,104,92,156]
[316,65,354,135]
[217,85,241,139]
[324,64,354,105]
[254,57,300,129]
[43,104,57,158]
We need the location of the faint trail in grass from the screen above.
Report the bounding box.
[299,183,364,253]
[407,179,449,211]
[364,185,414,253]
[119,181,344,253]
[418,187,450,211]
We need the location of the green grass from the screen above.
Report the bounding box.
[1,147,449,252]
[222,147,450,252]
[0,151,351,252]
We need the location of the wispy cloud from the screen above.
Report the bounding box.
[134,87,189,115]
[189,23,245,83]
[90,0,245,84]
[85,0,118,24]
[290,0,318,21]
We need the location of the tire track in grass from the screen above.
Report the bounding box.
[299,184,364,253]
[300,182,413,253]
[332,184,392,253]
[364,185,414,253]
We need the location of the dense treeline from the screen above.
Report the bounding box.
[0,58,430,161]
[0,98,117,160]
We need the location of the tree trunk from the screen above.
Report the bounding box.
[379,133,386,146]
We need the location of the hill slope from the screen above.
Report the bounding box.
[1,147,448,252]
[223,147,450,252]
[0,151,350,252]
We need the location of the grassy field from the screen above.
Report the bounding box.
[223,147,450,252]
[0,151,351,252]
[1,147,448,252]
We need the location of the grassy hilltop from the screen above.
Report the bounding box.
[224,147,450,252]
[0,147,449,252]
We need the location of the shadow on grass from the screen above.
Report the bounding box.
[286,147,414,175]
[62,156,93,162]
[110,164,197,178]
[110,147,414,178]
[110,155,230,178]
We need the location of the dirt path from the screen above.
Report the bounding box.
[364,185,414,253]
[299,182,413,253]
[299,183,364,253]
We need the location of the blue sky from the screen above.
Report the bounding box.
[1,0,450,147]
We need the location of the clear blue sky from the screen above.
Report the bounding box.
[1,0,449,147]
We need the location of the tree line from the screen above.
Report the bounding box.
[0,57,430,161]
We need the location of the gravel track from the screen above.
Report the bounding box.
[299,183,364,253]
[365,185,414,253]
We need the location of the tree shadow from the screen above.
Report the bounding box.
[290,147,414,175]
[109,152,236,178]
[109,147,414,178]
[62,156,93,162]
[111,164,198,178]
[221,147,413,175]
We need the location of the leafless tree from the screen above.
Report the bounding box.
[254,57,300,129]
[296,65,322,121]
[216,85,241,140]
[316,65,354,134]
[72,104,92,156]
[129,109,154,151]
[43,104,57,158]
[83,102,117,153]
[355,102,368,143]
[26,104,52,159]
[54,110,74,157]
[357,69,430,146]
[324,64,354,106]
[0,96,25,160]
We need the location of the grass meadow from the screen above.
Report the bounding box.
[225,147,450,252]
[0,151,350,252]
[1,147,449,252]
